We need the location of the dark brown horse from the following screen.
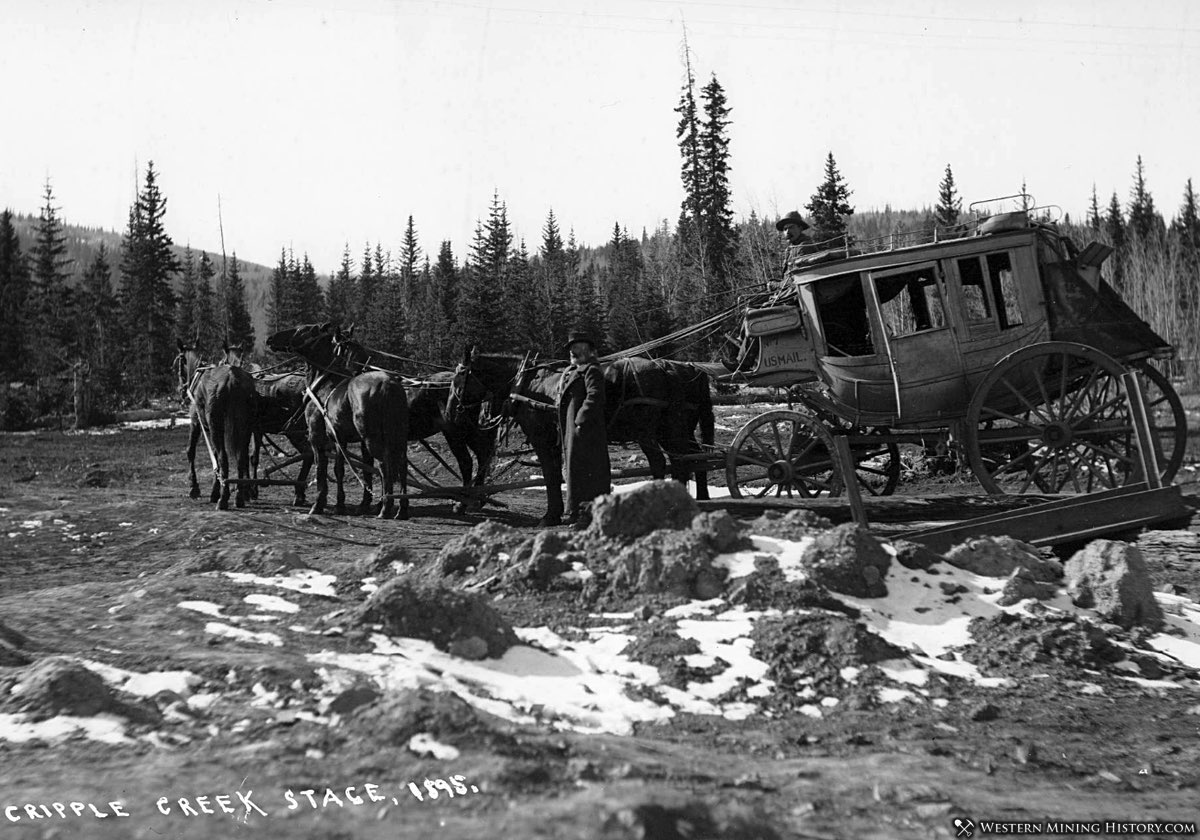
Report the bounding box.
[318,328,499,510]
[266,324,410,519]
[174,342,256,510]
[448,350,714,525]
[221,344,313,507]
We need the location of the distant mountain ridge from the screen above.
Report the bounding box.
[9,213,282,348]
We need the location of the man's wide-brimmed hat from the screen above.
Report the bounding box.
[563,331,597,352]
[775,210,811,232]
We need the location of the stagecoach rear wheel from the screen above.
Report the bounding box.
[964,342,1179,494]
[725,410,844,499]
[1133,360,1187,484]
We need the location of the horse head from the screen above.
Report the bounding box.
[174,339,206,407]
[266,322,339,369]
[330,325,373,374]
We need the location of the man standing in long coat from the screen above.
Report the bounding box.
[557,332,611,526]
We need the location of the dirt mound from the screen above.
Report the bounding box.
[1064,540,1164,630]
[744,508,833,540]
[3,657,161,724]
[607,531,726,600]
[945,536,1061,580]
[351,578,520,659]
[751,612,906,694]
[436,521,524,575]
[798,524,892,597]
[891,539,945,571]
[0,619,32,667]
[347,687,511,747]
[620,623,705,689]
[171,543,308,576]
[997,567,1060,607]
[727,562,860,616]
[590,480,699,540]
[690,510,750,553]
[961,613,1124,677]
[335,543,418,597]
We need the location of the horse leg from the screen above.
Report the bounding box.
[536,440,564,527]
[291,432,312,507]
[213,415,231,511]
[445,432,477,514]
[375,442,395,519]
[395,440,409,521]
[187,418,202,499]
[248,431,261,501]
[642,440,668,481]
[357,442,375,515]
[309,419,328,516]
[334,448,348,516]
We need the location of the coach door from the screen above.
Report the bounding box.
[868,261,968,422]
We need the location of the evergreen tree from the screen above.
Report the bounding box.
[31,179,76,379]
[603,223,643,351]
[805,152,855,245]
[455,194,512,352]
[408,256,450,364]
[324,244,356,327]
[1175,178,1200,253]
[934,164,962,230]
[221,253,255,349]
[266,248,291,335]
[176,247,198,344]
[1128,155,1160,242]
[433,240,459,332]
[0,209,32,382]
[699,74,737,308]
[540,209,573,353]
[365,244,404,353]
[505,238,546,353]
[77,246,121,414]
[295,253,324,323]
[399,215,421,312]
[1087,185,1103,230]
[194,252,219,354]
[119,161,181,401]
[354,242,378,332]
[1105,192,1127,288]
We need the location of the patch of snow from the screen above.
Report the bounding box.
[224,569,337,598]
[243,593,301,614]
[81,660,199,698]
[664,598,725,618]
[878,687,919,703]
[204,621,283,647]
[0,713,128,744]
[178,600,227,618]
[408,733,460,760]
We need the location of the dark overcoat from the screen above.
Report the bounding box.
[556,361,611,515]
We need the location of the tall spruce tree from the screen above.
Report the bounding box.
[31,179,76,380]
[934,165,962,230]
[119,161,181,401]
[78,246,121,413]
[266,248,291,335]
[399,215,421,311]
[456,194,511,352]
[699,74,737,309]
[194,252,219,354]
[1105,192,1127,288]
[0,209,32,382]
[433,240,458,332]
[324,244,356,327]
[221,253,255,349]
[294,253,324,324]
[1176,178,1200,253]
[1128,155,1160,242]
[176,247,198,344]
[805,152,855,244]
[540,209,573,352]
[1087,185,1103,230]
[354,242,378,332]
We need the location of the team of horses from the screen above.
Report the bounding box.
[175,322,715,523]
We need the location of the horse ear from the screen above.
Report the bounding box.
[345,324,355,338]
[461,345,472,366]
[177,339,186,352]
[469,345,480,363]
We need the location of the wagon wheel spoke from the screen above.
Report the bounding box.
[978,404,1046,433]
[999,375,1054,424]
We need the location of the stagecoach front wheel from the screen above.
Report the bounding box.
[840,427,901,497]
[964,342,1179,495]
[725,410,844,499]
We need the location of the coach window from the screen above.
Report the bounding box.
[875,267,947,337]
[986,252,1023,328]
[956,256,992,323]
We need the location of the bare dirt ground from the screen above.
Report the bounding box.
[4,410,1200,840]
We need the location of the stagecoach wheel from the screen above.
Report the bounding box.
[964,342,1163,495]
[725,410,844,499]
[1132,361,1187,484]
[841,428,901,497]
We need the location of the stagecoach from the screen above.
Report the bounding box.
[721,195,1187,499]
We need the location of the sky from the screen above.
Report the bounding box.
[3,0,1198,273]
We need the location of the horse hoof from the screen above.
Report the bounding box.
[217,500,230,511]
[308,504,323,516]
[189,487,200,500]
[235,496,246,509]
[536,516,561,528]
[293,497,307,507]
[335,506,348,517]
